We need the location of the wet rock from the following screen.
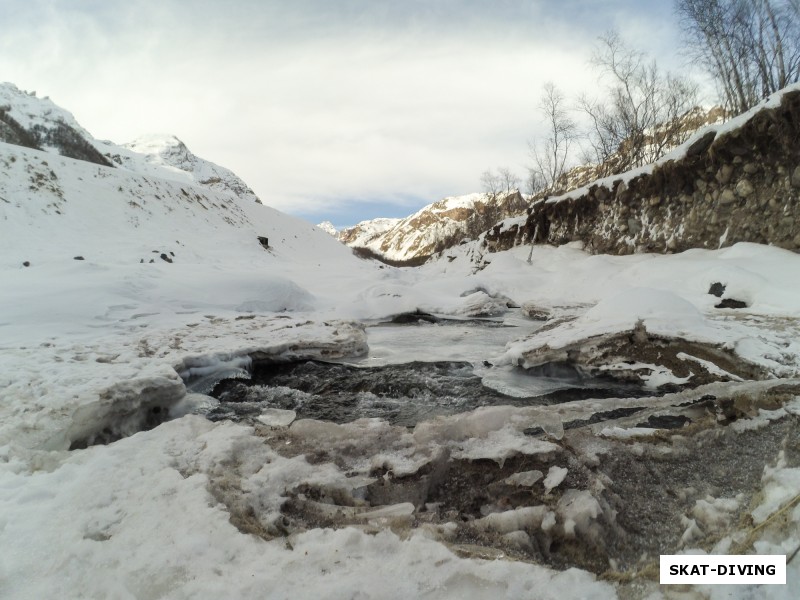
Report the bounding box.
[708,282,726,297]
[521,303,551,321]
[636,414,691,429]
[792,166,800,188]
[715,298,748,309]
[627,218,641,235]
[516,327,767,389]
[686,131,716,157]
[389,311,439,324]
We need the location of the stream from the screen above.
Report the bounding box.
[207,315,646,427]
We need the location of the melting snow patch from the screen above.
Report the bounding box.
[556,490,603,541]
[752,454,800,525]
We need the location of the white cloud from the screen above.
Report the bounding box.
[0,0,688,223]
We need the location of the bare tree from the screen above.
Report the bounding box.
[676,0,800,114]
[480,169,502,198]
[497,167,520,195]
[529,82,578,193]
[482,168,519,198]
[580,31,698,173]
[524,167,544,195]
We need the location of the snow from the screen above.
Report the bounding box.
[0,82,94,141]
[598,426,660,439]
[316,220,339,236]
[0,416,617,600]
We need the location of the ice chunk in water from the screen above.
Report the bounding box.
[257,408,297,428]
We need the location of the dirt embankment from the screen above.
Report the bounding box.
[485,90,800,255]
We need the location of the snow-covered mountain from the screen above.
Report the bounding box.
[337,216,400,245]
[339,191,528,264]
[0,82,261,205]
[316,220,339,236]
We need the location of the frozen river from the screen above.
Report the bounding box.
[208,313,644,426]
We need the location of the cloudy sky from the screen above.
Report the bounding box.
[1,0,706,228]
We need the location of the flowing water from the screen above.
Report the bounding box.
[208,315,645,426]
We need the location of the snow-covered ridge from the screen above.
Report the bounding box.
[340,191,528,263]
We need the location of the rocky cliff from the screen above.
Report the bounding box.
[484,86,800,256]
[342,191,528,264]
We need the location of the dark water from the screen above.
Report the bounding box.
[208,359,646,427]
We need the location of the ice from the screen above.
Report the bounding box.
[474,505,552,534]
[544,466,569,495]
[451,426,560,466]
[256,408,297,427]
[359,502,415,520]
[556,490,604,541]
[505,470,544,487]
[168,393,219,418]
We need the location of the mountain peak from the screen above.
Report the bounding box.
[122,134,262,204]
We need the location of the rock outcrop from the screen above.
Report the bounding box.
[485,87,800,255]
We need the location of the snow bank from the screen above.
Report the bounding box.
[0,416,618,599]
